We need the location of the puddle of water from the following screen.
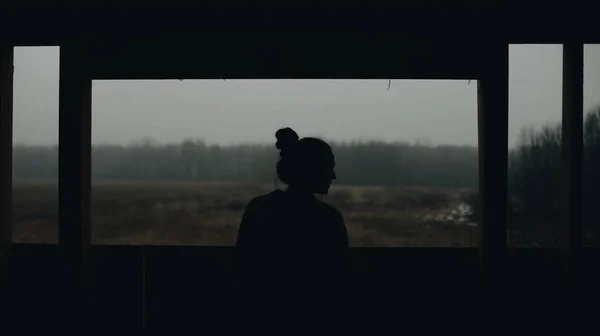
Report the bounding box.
[422,202,477,227]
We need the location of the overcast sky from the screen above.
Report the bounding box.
[12,45,600,147]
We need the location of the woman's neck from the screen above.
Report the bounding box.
[285,186,315,197]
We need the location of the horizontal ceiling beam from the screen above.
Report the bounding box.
[81,31,486,80]
[2,7,599,46]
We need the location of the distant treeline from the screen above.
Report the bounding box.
[13,140,479,188]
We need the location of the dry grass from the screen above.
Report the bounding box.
[12,181,478,247]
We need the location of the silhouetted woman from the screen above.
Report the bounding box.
[235,127,349,318]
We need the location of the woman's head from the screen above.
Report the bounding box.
[275,127,336,195]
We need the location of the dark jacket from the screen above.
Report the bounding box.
[235,189,349,315]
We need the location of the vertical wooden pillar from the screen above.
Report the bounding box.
[477,43,509,290]
[58,45,92,294]
[560,43,583,289]
[0,46,13,270]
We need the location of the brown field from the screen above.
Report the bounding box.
[12,181,479,247]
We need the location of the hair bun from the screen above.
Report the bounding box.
[275,127,299,152]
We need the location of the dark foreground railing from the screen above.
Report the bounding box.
[3,244,599,333]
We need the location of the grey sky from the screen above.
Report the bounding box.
[12,45,600,147]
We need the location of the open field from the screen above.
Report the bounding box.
[12,181,479,247]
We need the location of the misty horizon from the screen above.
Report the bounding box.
[13,137,479,148]
[12,45,600,148]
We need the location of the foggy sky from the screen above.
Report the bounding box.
[12,45,600,147]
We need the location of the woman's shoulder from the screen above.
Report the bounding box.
[245,190,344,221]
[315,198,345,222]
[245,189,284,210]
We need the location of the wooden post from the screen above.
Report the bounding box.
[58,45,92,295]
[560,43,583,289]
[0,46,13,272]
[477,43,509,291]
